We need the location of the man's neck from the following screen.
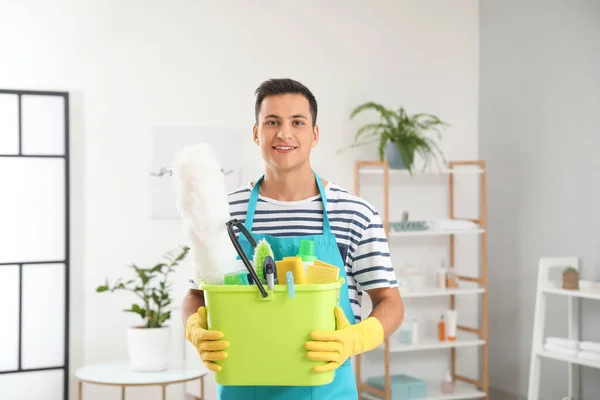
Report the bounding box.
[259,166,320,202]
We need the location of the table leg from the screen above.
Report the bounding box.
[121,385,125,400]
[78,381,82,400]
[200,376,204,399]
[162,384,166,400]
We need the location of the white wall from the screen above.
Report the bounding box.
[0,1,480,399]
[480,0,600,399]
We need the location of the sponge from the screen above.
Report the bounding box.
[306,261,340,284]
[252,239,273,284]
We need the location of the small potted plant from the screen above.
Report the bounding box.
[96,245,190,371]
[562,266,579,290]
[344,102,449,174]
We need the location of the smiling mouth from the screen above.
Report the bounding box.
[272,145,297,152]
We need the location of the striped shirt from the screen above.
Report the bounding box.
[191,181,398,322]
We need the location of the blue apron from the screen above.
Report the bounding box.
[217,172,358,400]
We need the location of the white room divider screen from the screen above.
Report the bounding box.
[0,89,70,400]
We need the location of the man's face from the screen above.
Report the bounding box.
[253,93,319,173]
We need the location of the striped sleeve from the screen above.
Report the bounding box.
[350,210,398,291]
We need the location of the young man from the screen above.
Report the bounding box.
[182,78,403,399]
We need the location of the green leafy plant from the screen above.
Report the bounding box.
[96,245,190,328]
[344,102,449,174]
[563,266,578,274]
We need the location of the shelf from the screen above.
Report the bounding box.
[361,382,486,400]
[538,350,600,370]
[401,287,485,298]
[359,167,484,175]
[377,337,485,353]
[389,228,484,237]
[542,287,600,301]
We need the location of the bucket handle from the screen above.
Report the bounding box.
[225,218,268,298]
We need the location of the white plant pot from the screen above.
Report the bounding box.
[127,325,171,372]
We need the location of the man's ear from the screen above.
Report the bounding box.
[312,125,319,147]
[253,124,259,145]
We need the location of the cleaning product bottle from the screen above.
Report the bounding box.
[297,239,316,272]
[438,315,445,341]
[441,371,454,394]
[436,260,447,289]
[411,318,419,344]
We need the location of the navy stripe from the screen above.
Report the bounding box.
[351,251,391,262]
[328,209,370,222]
[229,199,249,205]
[361,279,398,286]
[229,188,251,195]
[367,223,384,229]
[253,225,322,232]
[350,299,360,305]
[253,216,324,224]
[358,237,388,246]
[332,232,361,246]
[230,211,247,217]
[330,225,363,240]
[354,266,395,276]
[348,285,357,291]
[253,209,323,215]
[329,217,368,231]
[330,187,352,194]
[326,198,375,213]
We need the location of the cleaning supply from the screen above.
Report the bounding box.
[286,271,295,298]
[441,371,454,394]
[225,219,268,298]
[297,239,317,272]
[276,257,307,284]
[253,238,274,284]
[171,144,240,285]
[305,306,384,372]
[438,314,446,341]
[306,261,339,284]
[446,310,457,341]
[185,306,229,373]
[224,271,250,285]
[263,255,276,290]
[211,172,357,398]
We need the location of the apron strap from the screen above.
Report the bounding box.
[244,172,331,235]
[243,175,263,231]
[313,172,331,234]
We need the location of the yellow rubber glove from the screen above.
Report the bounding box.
[185,306,228,372]
[305,306,384,372]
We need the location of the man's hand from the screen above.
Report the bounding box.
[305,306,384,372]
[185,306,228,372]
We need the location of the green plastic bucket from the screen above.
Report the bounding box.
[200,278,344,386]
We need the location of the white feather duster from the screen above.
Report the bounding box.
[171,143,240,285]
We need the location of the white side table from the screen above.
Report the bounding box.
[75,361,207,400]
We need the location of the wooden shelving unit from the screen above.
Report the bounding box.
[353,160,489,400]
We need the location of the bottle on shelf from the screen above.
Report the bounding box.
[446,265,459,288]
[436,260,447,289]
[441,371,454,394]
[438,315,445,341]
[411,318,419,344]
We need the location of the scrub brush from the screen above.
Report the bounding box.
[253,238,273,284]
[171,143,240,285]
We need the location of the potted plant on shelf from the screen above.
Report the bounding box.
[96,245,190,372]
[562,266,579,290]
[344,102,449,174]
